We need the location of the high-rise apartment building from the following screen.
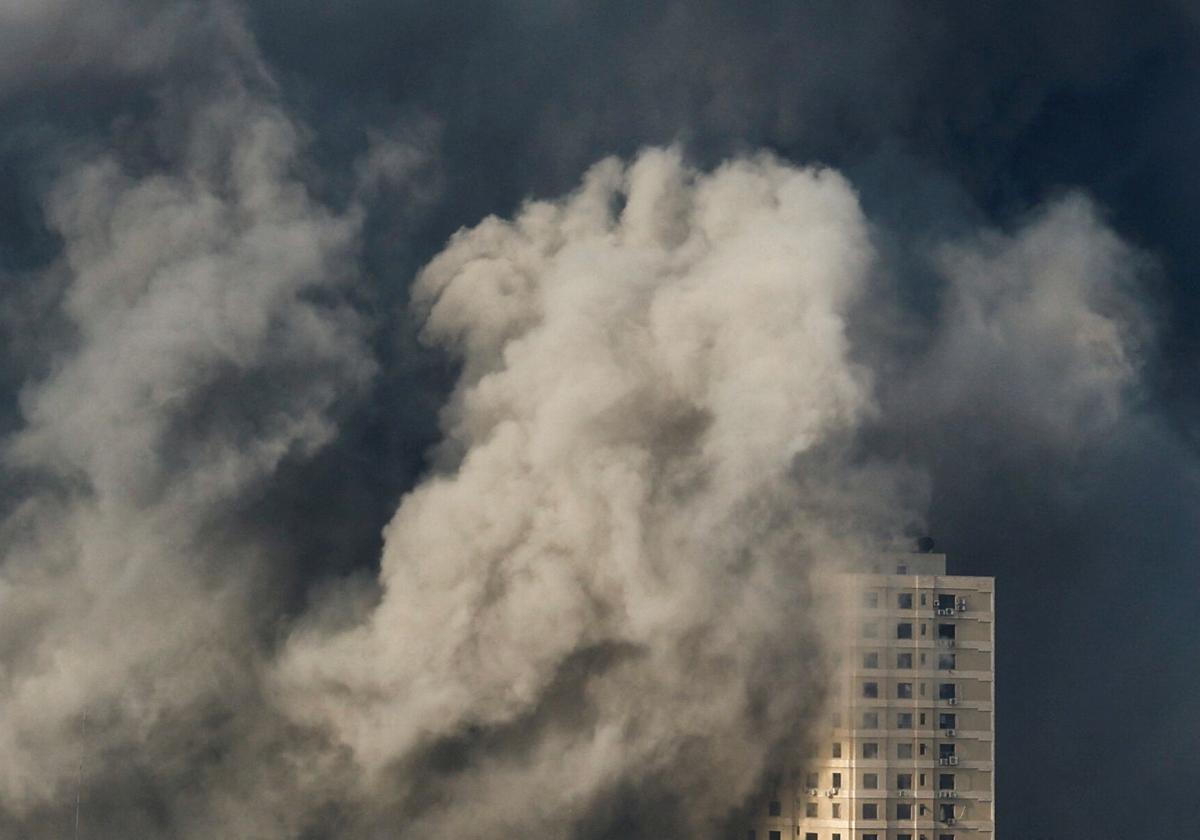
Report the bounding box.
[750,551,995,840]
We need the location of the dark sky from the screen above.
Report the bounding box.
[1,2,1199,838]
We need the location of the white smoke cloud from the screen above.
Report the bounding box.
[0,3,407,835]
[921,195,1148,445]
[0,3,1156,832]
[274,148,918,836]
[271,149,1150,839]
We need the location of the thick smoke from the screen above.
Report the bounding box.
[277,149,917,836]
[0,2,402,836]
[0,1,1193,838]
[271,151,1148,839]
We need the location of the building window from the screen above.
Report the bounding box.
[805,772,819,789]
[769,800,782,816]
[863,742,879,759]
[897,622,913,639]
[919,682,927,696]
[863,773,878,789]
[897,652,913,668]
[897,743,913,759]
[832,804,841,819]
[863,682,879,699]
[769,832,781,840]
[864,836,878,840]
[938,774,955,790]
[939,683,956,700]
[898,835,913,840]
[862,804,878,820]
[897,712,913,729]
[897,773,913,789]
[805,834,817,840]
[939,835,954,840]
[938,653,956,670]
[898,592,913,609]
[897,682,913,699]
[863,712,879,728]
[919,713,926,726]
[920,593,927,605]
[919,653,927,666]
[939,743,956,759]
[937,593,955,609]
[832,772,842,789]
[862,622,878,638]
[864,591,879,608]
[938,713,957,729]
[939,804,954,821]
[919,773,927,786]
[919,743,927,756]
[897,803,913,820]
[920,623,927,636]
[832,742,842,758]
[938,623,956,640]
[863,651,879,668]
[832,835,841,840]
[805,803,817,818]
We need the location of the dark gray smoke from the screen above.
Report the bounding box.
[0,1,1197,838]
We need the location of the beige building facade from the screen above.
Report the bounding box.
[751,552,995,840]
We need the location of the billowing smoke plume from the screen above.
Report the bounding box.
[0,3,405,836]
[0,1,1189,838]
[277,149,920,836]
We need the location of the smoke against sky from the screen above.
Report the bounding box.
[0,1,1197,838]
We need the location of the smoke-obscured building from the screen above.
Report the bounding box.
[751,551,995,840]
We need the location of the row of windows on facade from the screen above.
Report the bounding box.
[860,622,957,640]
[861,651,958,670]
[751,833,956,840]
[782,800,958,821]
[848,710,958,730]
[820,732,958,760]
[861,681,959,700]
[863,592,964,611]
[796,769,959,792]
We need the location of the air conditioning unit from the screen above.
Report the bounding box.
[826,789,838,798]
[943,728,956,737]
[945,817,957,826]
[897,789,909,797]
[949,756,959,765]
[938,790,956,799]
[936,607,954,616]
[806,788,820,796]
[957,600,967,611]
[937,757,952,766]
[947,697,959,705]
